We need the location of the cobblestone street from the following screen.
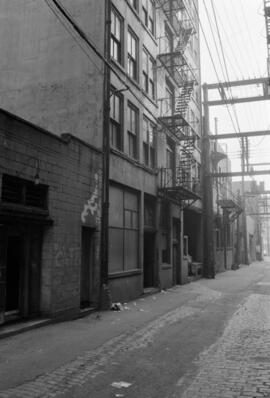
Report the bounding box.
[178,293,270,398]
[1,262,270,397]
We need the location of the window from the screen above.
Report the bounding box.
[144,195,155,228]
[111,8,123,64]
[127,0,137,11]
[143,117,155,168]
[142,0,155,34]
[166,140,174,169]
[164,24,173,53]
[110,88,123,150]
[127,102,139,158]
[142,49,155,99]
[109,186,139,273]
[165,82,174,116]
[2,174,48,209]
[127,29,138,80]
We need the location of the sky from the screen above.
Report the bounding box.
[199,0,270,189]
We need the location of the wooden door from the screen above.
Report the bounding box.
[80,227,94,308]
[28,227,43,316]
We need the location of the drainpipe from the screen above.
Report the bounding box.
[100,0,112,309]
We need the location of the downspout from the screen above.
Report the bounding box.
[100,0,112,309]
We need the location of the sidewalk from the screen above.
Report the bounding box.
[0,262,266,393]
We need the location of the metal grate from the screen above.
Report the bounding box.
[1,174,48,209]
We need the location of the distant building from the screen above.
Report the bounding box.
[211,142,242,271]
[232,180,264,263]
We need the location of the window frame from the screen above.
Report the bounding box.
[142,48,156,99]
[109,185,140,273]
[110,88,123,151]
[127,0,138,11]
[142,0,155,35]
[110,7,123,65]
[127,28,139,81]
[143,116,156,168]
[127,101,139,159]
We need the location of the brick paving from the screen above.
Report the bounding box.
[0,304,202,397]
[1,271,270,398]
[176,294,270,398]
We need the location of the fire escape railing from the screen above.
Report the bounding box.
[156,0,200,200]
[159,166,201,197]
[156,0,197,36]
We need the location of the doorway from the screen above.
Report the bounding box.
[143,231,155,288]
[6,235,22,315]
[0,225,43,323]
[172,218,180,285]
[80,227,95,309]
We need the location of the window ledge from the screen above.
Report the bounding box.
[126,1,140,21]
[140,22,157,46]
[111,148,158,175]
[109,269,142,279]
[161,263,172,270]
[141,89,158,108]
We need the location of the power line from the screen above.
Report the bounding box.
[198,0,242,139]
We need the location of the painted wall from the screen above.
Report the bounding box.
[0,0,105,148]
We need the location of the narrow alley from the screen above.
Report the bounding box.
[1,261,270,398]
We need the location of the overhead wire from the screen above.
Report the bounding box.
[194,0,242,138]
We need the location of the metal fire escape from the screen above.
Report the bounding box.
[157,0,200,204]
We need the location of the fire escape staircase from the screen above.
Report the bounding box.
[157,0,199,206]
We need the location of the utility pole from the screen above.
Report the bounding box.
[241,137,249,265]
[202,84,215,278]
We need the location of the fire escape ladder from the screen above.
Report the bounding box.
[179,137,195,172]
[175,27,193,55]
[175,80,195,118]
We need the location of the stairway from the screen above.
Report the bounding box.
[175,80,194,117]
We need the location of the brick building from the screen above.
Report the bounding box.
[0,0,105,324]
[0,0,203,316]
[108,0,202,300]
[0,110,102,324]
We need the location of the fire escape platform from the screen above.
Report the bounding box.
[159,185,201,203]
[217,199,241,210]
[217,199,243,223]
[157,52,191,86]
[159,113,189,129]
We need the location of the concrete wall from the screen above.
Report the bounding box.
[0,110,102,317]
[0,0,105,148]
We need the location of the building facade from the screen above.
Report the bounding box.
[108,0,202,301]
[0,0,203,319]
[0,1,105,323]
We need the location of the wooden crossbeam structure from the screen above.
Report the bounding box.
[209,130,270,140]
[211,170,270,178]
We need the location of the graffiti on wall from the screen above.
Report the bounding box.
[81,172,101,224]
